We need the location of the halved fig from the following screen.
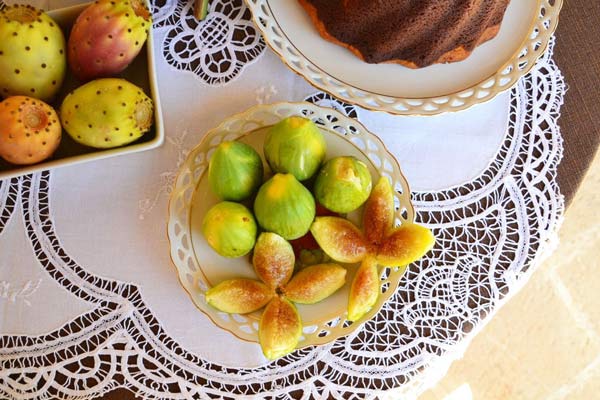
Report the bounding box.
[205,279,274,314]
[376,223,435,267]
[283,263,346,304]
[253,232,295,289]
[259,296,302,360]
[310,216,367,263]
[347,256,380,322]
[363,176,395,247]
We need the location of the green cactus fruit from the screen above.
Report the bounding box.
[254,173,316,240]
[208,141,264,201]
[263,116,327,181]
[68,0,151,81]
[60,78,153,149]
[314,156,372,213]
[0,5,66,101]
[202,201,257,258]
[0,96,61,165]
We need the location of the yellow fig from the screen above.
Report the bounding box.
[283,263,346,304]
[310,216,367,263]
[377,223,436,267]
[347,256,379,322]
[259,296,302,360]
[252,232,295,289]
[205,279,273,314]
[363,176,395,246]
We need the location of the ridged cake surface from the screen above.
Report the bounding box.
[299,0,512,68]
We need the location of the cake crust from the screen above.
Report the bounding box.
[298,0,511,69]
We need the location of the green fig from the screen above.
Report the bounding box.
[206,279,274,314]
[283,263,346,304]
[314,156,372,213]
[254,173,316,240]
[259,296,302,360]
[264,116,326,181]
[208,141,264,201]
[202,201,257,258]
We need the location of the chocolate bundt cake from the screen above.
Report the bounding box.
[298,0,512,68]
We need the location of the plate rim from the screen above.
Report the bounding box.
[244,0,563,116]
[166,101,416,351]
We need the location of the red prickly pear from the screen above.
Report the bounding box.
[0,96,61,165]
[68,0,152,81]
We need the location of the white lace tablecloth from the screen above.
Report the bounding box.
[0,0,566,399]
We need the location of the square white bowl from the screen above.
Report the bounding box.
[0,1,164,180]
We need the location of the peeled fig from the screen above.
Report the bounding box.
[205,279,273,314]
[347,257,379,322]
[377,224,436,267]
[314,156,372,213]
[310,216,367,263]
[264,116,326,181]
[208,141,263,201]
[259,296,302,360]
[283,264,346,304]
[252,232,295,289]
[363,176,395,246]
[254,173,316,240]
[202,201,257,258]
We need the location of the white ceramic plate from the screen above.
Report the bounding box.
[245,0,562,115]
[167,102,414,348]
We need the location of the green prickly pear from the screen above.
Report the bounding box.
[60,78,153,149]
[68,0,151,81]
[0,96,61,165]
[0,4,66,101]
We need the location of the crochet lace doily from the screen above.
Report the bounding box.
[0,0,565,398]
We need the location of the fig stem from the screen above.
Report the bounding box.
[194,0,209,20]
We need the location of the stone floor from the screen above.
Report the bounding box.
[420,151,600,399]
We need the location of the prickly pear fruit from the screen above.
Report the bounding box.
[314,156,372,213]
[201,202,257,258]
[253,173,316,240]
[252,232,295,289]
[60,78,153,148]
[0,96,61,165]
[208,141,264,201]
[0,5,66,101]
[283,263,346,305]
[347,256,379,322]
[264,116,326,181]
[259,296,302,360]
[205,279,274,314]
[68,0,151,81]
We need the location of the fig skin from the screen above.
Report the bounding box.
[254,173,316,240]
[347,257,379,322]
[263,116,326,181]
[310,216,367,263]
[377,224,436,267]
[202,201,257,258]
[259,296,302,360]
[314,156,372,213]
[283,263,346,304]
[252,232,295,289]
[205,279,274,314]
[208,141,264,201]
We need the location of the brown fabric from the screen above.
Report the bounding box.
[97,2,597,399]
[554,1,600,206]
